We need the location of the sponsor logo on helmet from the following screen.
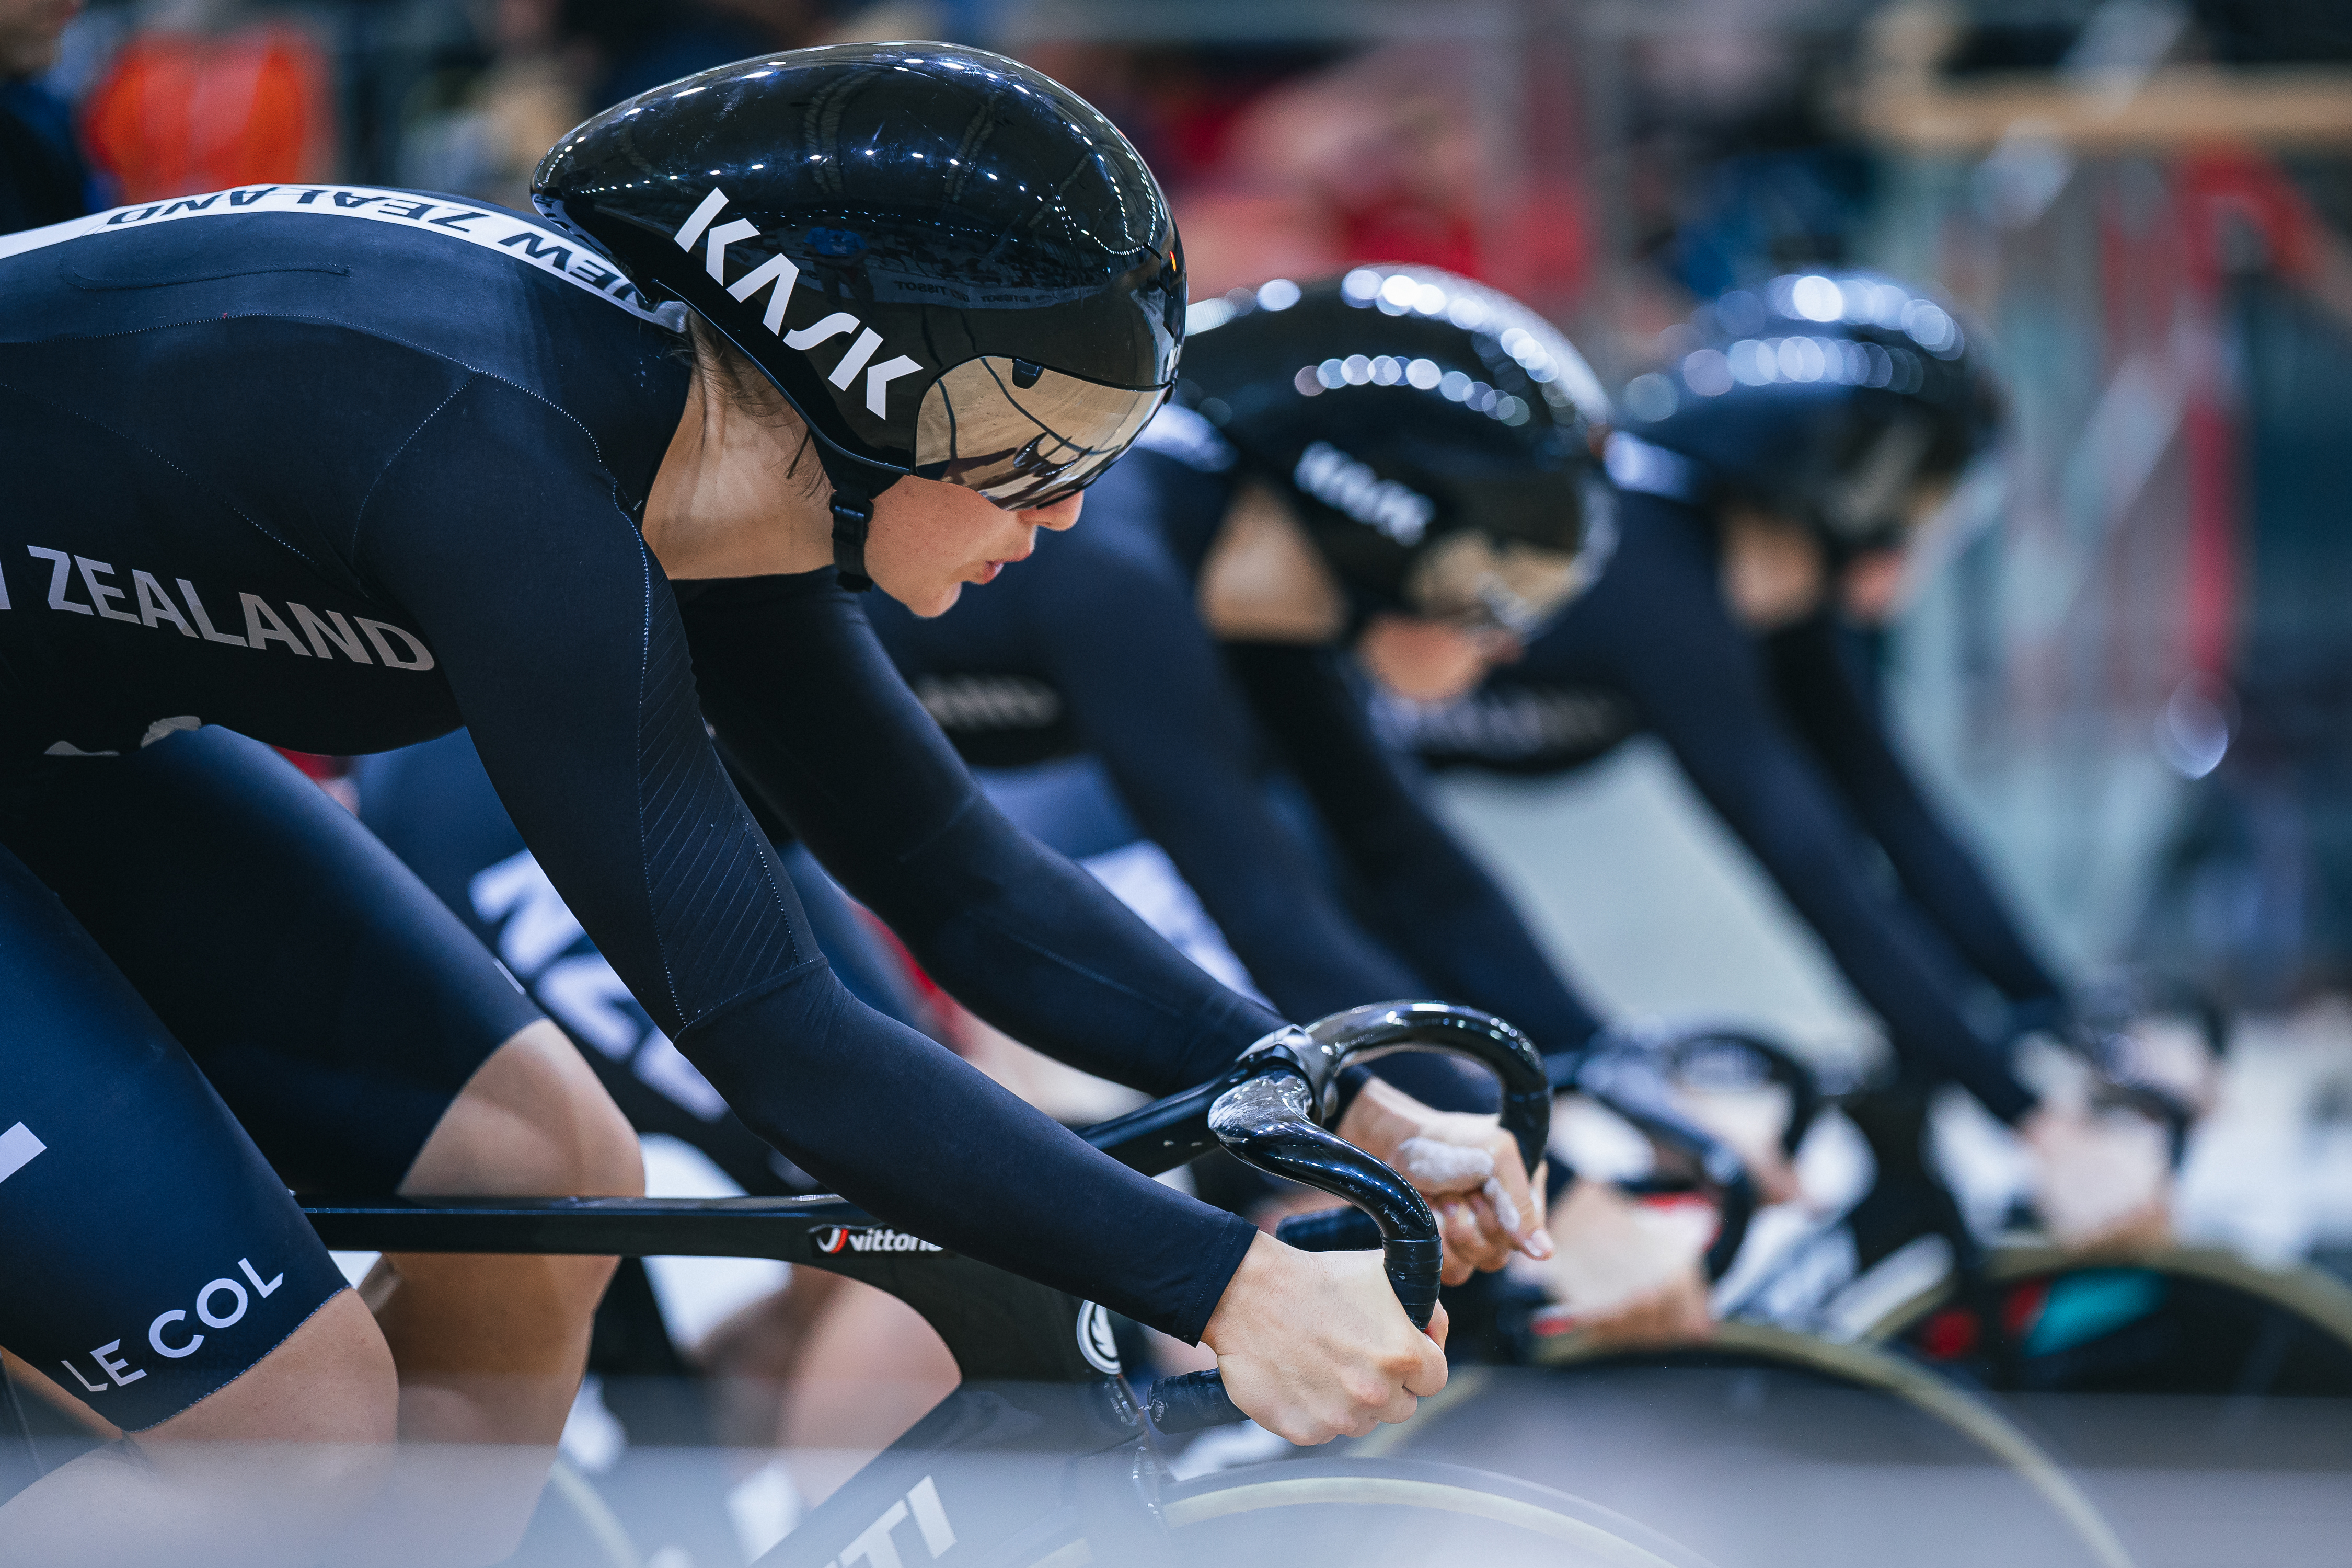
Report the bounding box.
[1293,442,1435,546]
[1075,1300,1122,1375]
[812,1225,944,1257]
[674,186,924,417]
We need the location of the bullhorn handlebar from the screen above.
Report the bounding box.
[1147,1002,1549,1435]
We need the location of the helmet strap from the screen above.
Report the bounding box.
[829,490,875,593]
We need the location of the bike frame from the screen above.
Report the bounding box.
[306,1192,1137,1568]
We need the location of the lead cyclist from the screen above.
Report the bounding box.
[0,45,1544,1565]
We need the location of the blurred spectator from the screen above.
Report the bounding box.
[0,0,97,233]
[79,0,329,202]
[563,0,825,113]
[400,0,591,210]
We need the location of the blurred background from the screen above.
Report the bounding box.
[15,0,2352,1109]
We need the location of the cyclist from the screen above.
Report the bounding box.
[1379,273,2171,1250]
[0,46,1537,1559]
[867,268,1714,1340]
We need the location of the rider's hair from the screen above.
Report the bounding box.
[684,311,826,501]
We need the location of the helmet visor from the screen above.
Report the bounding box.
[1404,532,1590,638]
[916,356,1171,508]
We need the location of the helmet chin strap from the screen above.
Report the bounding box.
[828,489,875,593]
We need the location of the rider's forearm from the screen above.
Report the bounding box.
[881,795,1286,1093]
[1763,615,2065,1006]
[1224,642,1606,1058]
[679,956,1258,1341]
[681,571,1283,1096]
[1664,723,2038,1123]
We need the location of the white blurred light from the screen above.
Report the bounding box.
[1781,337,1827,381]
[1342,354,1372,385]
[1497,396,1530,425]
[1791,274,1843,322]
[1318,358,1345,388]
[1682,349,1733,397]
[1413,282,1447,315]
[1185,299,1235,335]
[1294,366,1324,396]
[1405,358,1442,390]
[1729,339,1776,386]
[1439,369,1473,400]
[1371,356,1403,385]
[1256,278,1301,312]
[1379,274,1419,308]
[1622,372,1678,422]
[2158,676,2234,779]
[1862,343,1894,387]
[1903,298,1958,354]
[1341,268,1383,304]
[1446,296,1488,331]
[1717,290,1766,336]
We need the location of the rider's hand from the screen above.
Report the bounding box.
[2022,1105,2172,1253]
[1336,1077,1551,1285]
[1201,1230,1449,1445]
[1535,1179,1714,1350]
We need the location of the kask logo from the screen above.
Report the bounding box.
[674,187,923,418]
[813,1225,943,1257]
[1294,441,1436,546]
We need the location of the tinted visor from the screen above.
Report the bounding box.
[916,356,1170,508]
[1404,533,1589,637]
[1398,471,1605,637]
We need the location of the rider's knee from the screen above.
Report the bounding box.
[405,1019,643,1200]
[145,1289,398,1448]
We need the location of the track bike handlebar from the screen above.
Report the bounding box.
[1146,1003,1549,1435]
[1652,1025,1827,1161]
[1550,1032,1761,1282]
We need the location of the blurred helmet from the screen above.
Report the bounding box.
[533,43,1184,588]
[1614,272,2001,554]
[1175,265,1610,637]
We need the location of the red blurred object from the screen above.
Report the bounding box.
[81,24,330,203]
[2001,1278,2051,1343]
[273,748,344,782]
[1916,1306,1980,1362]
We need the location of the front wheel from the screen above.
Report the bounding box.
[1129,1456,1715,1568]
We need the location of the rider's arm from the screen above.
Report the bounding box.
[677,569,1289,1099]
[1010,524,1438,1024]
[358,376,1255,1340]
[1223,641,1608,1060]
[1594,510,2038,1122]
[1762,612,2066,1008]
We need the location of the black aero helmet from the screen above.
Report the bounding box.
[1177,266,1610,637]
[533,43,1184,588]
[1615,272,2001,554]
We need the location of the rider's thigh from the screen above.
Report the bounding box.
[399,1018,642,1199]
[0,841,366,1437]
[0,728,548,1197]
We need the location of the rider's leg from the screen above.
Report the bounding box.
[367,1017,644,1446]
[777,1279,959,1506]
[0,841,395,1567]
[1,731,633,1562]
[329,1021,641,1568]
[0,1297,398,1568]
